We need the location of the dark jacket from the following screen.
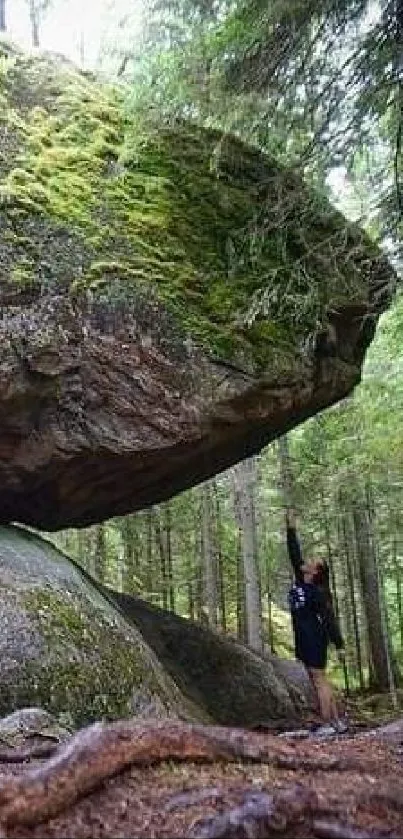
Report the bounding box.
[287,524,344,652]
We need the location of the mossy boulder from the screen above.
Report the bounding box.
[0,39,395,529]
[0,525,312,728]
[0,525,206,727]
[101,588,314,726]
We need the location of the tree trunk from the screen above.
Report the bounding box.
[212,481,227,632]
[232,459,263,653]
[393,534,403,652]
[29,0,40,47]
[200,483,218,628]
[164,505,175,612]
[236,531,246,642]
[352,505,395,692]
[79,30,85,66]
[266,556,275,653]
[277,435,296,586]
[319,487,350,692]
[121,516,140,594]
[0,0,6,32]
[277,435,296,513]
[341,511,365,690]
[153,510,169,609]
[94,523,107,583]
[145,509,154,602]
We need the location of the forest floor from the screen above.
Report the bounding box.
[1,707,403,839]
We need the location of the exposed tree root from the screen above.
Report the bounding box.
[0,720,364,828]
[188,786,317,837]
[0,743,58,763]
[312,820,381,839]
[188,789,392,839]
[164,786,225,812]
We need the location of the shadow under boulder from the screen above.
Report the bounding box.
[102,587,315,728]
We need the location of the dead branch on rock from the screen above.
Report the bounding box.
[0,720,364,828]
[188,785,317,838]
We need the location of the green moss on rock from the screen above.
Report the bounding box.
[0,525,207,727]
[0,39,391,369]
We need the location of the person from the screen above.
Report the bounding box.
[286,508,347,735]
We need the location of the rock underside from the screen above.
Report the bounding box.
[0,38,395,529]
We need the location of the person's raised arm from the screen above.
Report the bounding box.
[286,509,304,584]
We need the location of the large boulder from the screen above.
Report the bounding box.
[101,587,314,727]
[0,525,311,728]
[0,40,395,530]
[0,525,206,727]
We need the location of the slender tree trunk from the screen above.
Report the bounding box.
[266,556,275,653]
[277,435,295,513]
[77,529,91,572]
[79,30,85,66]
[212,481,226,632]
[145,509,154,602]
[341,512,364,690]
[29,0,40,47]
[319,487,349,693]
[277,435,296,585]
[121,516,140,594]
[200,483,218,628]
[153,511,169,609]
[94,523,107,583]
[236,531,246,642]
[0,0,6,32]
[164,505,175,612]
[187,576,195,621]
[232,459,263,653]
[353,505,394,692]
[393,534,403,652]
[194,506,204,622]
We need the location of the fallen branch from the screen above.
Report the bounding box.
[0,742,58,763]
[0,719,364,828]
[359,785,403,814]
[188,785,317,838]
[164,786,224,812]
[272,754,357,772]
[312,819,379,839]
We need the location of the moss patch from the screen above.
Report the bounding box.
[0,41,391,369]
[0,525,206,728]
[17,586,197,728]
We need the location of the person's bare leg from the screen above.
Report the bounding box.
[308,668,335,722]
[306,668,320,718]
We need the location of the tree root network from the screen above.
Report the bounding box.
[0,718,401,838]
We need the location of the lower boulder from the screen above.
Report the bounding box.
[0,525,312,728]
[102,588,314,727]
[0,525,205,727]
